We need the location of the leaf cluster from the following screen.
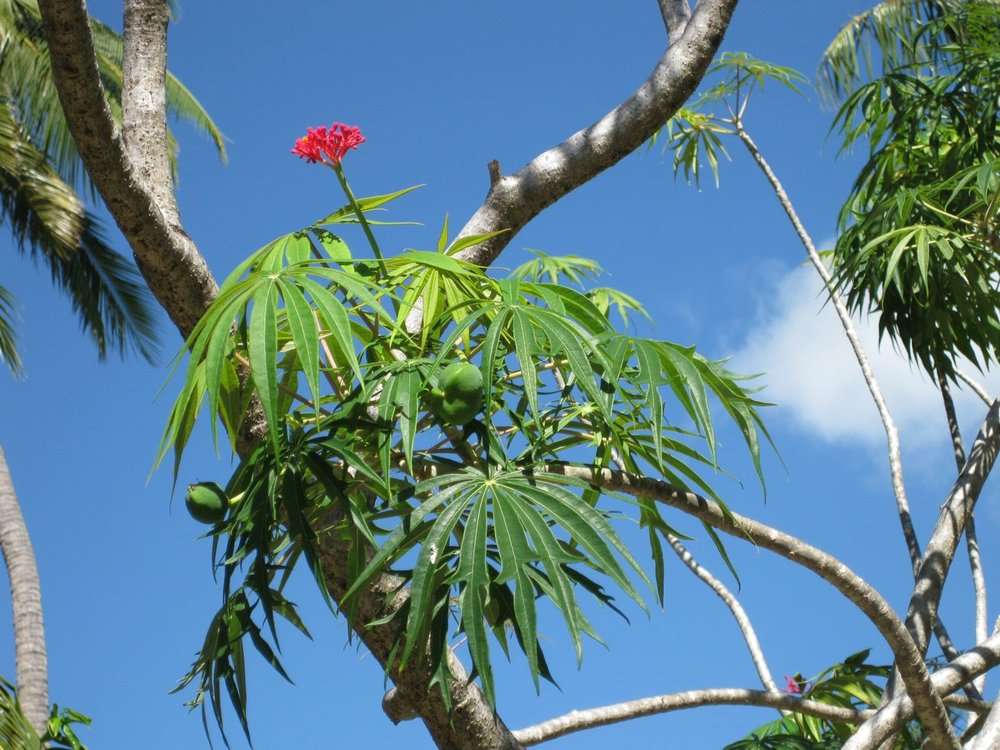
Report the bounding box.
[725,650,935,750]
[0,675,91,750]
[158,188,772,742]
[830,1,1000,377]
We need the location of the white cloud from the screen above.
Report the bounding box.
[730,263,998,447]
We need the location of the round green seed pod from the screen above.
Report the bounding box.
[440,362,483,400]
[185,482,228,525]
[433,363,483,424]
[437,396,480,425]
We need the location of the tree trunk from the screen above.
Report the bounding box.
[0,445,49,733]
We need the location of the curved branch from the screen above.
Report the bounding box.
[512,688,863,746]
[451,0,740,269]
[37,0,217,337]
[666,535,780,693]
[735,120,974,705]
[536,463,958,749]
[956,370,992,406]
[734,124,920,572]
[845,630,1000,750]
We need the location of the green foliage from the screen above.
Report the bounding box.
[725,650,951,750]
[158,183,772,742]
[0,676,91,750]
[0,284,21,376]
[0,98,159,364]
[830,1,1000,377]
[652,52,806,189]
[0,0,227,188]
[817,0,1000,101]
[0,0,227,370]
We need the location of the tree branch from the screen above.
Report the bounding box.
[956,370,992,407]
[510,685,994,748]
[450,0,739,269]
[733,124,920,573]
[530,463,957,749]
[965,691,1000,750]
[122,0,179,227]
[666,534,780,693]
[37,0,217,337]
[735,119,972,701]
[658,0,693,45]
[904,400,1000,659]
[938,373,989,697]
[512,688,863,746]
[844,630,1000,750]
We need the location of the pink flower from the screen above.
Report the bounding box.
[292,123,365,166]
[784,675,802,694]
[291,127,328,163]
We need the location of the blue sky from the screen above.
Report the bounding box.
[2,1,998,748]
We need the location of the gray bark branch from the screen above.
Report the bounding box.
[512,688,864,746]
[965,690,1000,749]
[534,463,958,749]
[846,630,1000,750]
[450,0,739,269]
[37,0,217,338]
[0,446,48,733]
[938,373,989,697]
[734,124,921,574]
[904,400,1000,659]
[666,535,780,694]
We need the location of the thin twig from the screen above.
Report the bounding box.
[956,370,992,406]
[734,123,919,574]
[665,535,780,694]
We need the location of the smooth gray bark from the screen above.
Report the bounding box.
[513,688,865,745]
[37,0,217,338]
[0,446,48,733]
[450,0,739,269]
[845,631,1000,750]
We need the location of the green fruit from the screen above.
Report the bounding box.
[185,482,228,525]
[440,362,483,399]
[431,363,483,425]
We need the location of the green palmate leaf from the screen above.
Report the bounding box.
[830,2,1000,378]
[159,159,774,736]
[509,249,604,286]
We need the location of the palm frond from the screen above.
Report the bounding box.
[0,285,22,377]
[0,0,226,191]
[817,0,1000,99]
[0,100,160,362]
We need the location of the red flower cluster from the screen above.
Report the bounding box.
[292,123,365,166]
